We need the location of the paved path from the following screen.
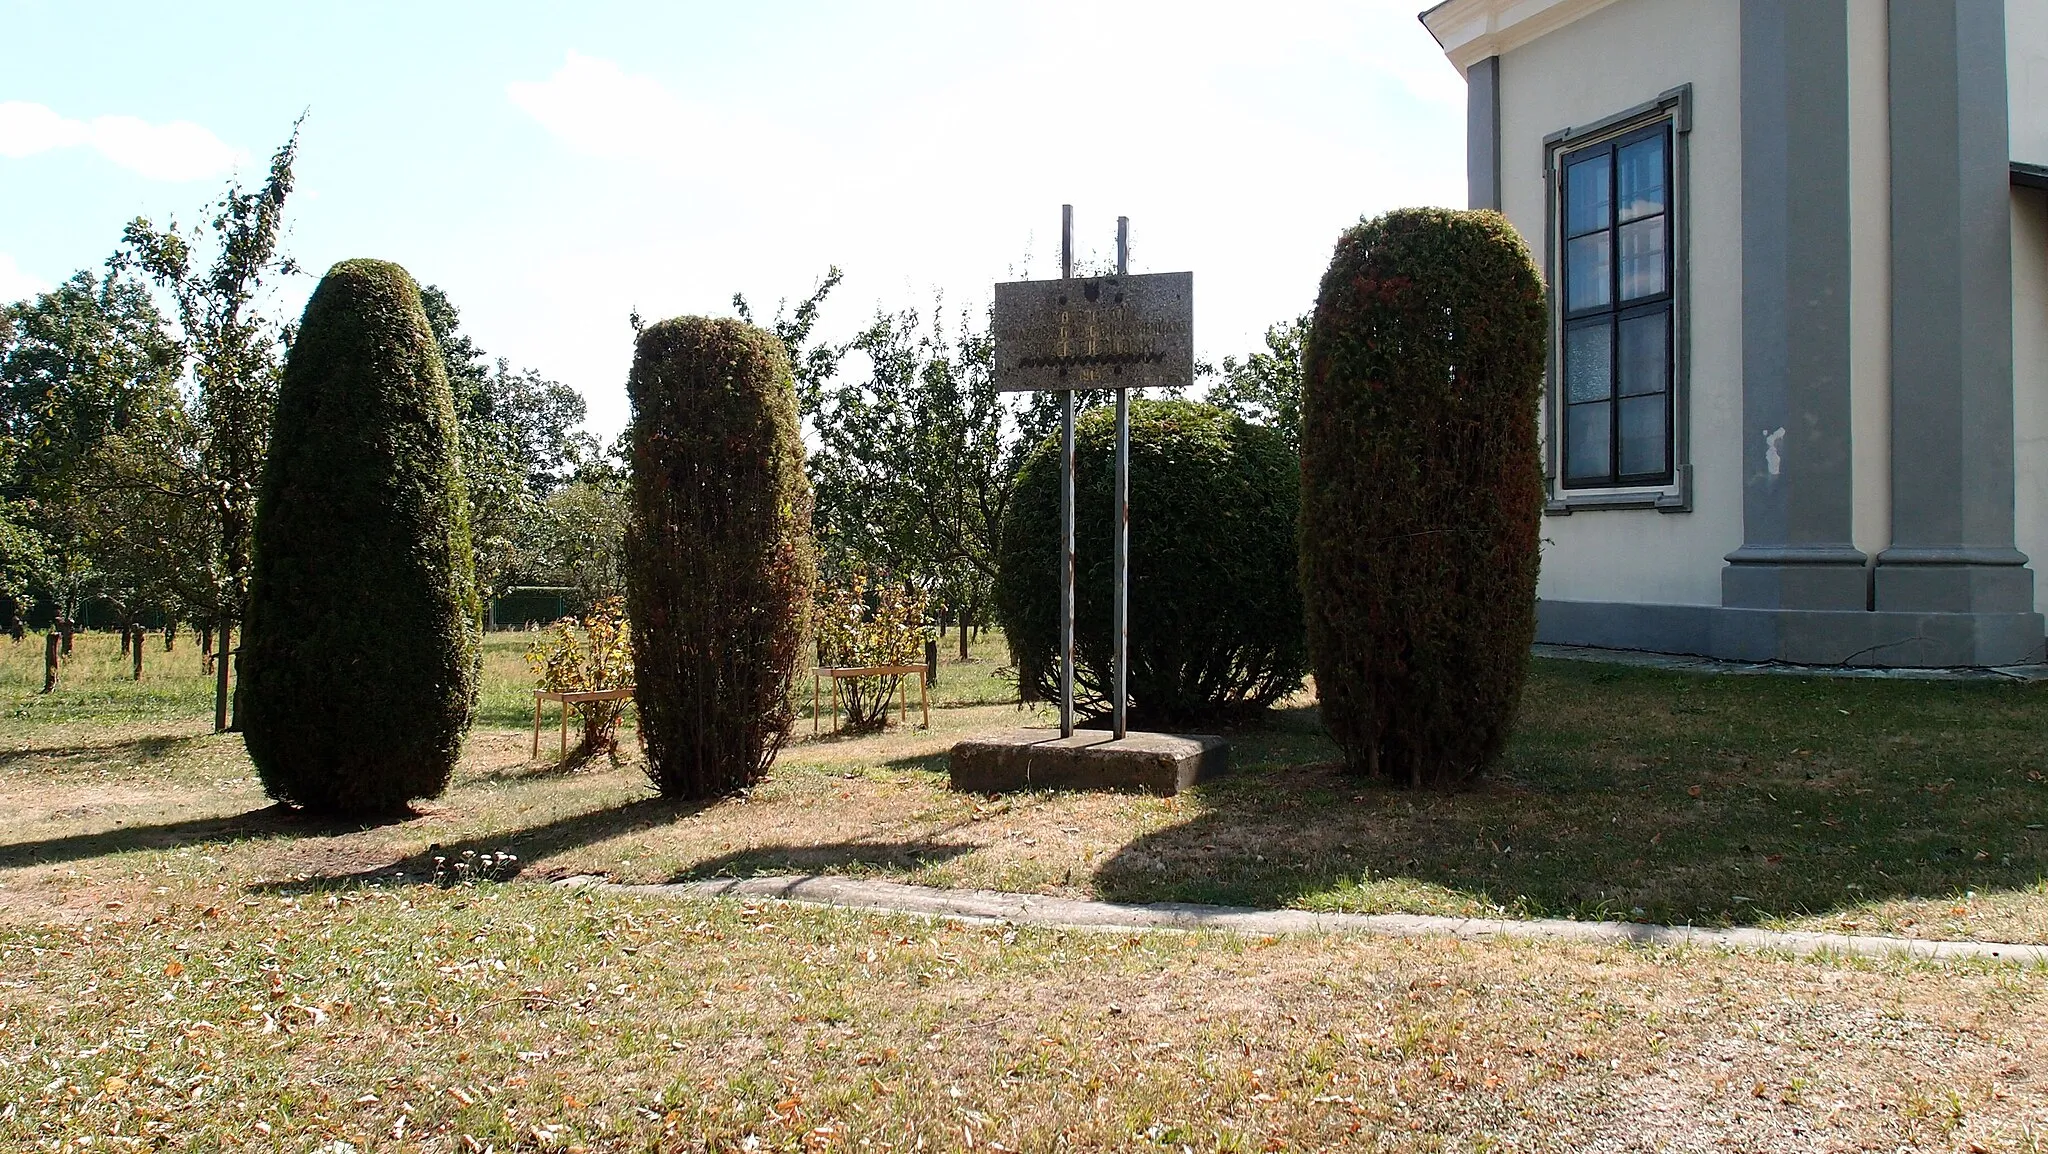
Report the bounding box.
[557,873,2048,966]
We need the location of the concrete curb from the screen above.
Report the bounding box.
[555,873,2048,967]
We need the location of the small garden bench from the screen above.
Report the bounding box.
[532,687,635,761]
[812,665,930,734]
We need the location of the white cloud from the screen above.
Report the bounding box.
[0,252,48,303]
[0,101,244,181]
[486,18,1464,435]
[508,52,721,160]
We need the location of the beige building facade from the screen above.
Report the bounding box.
[1423,0,2048,665]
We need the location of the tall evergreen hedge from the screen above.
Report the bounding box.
[1300,208,1547,788]
[994,399,1305,725]
[624,317,815,799]
[240,259,479,815]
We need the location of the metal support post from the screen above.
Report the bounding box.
[1058,204,1076,739]
[1113,215,1130,740]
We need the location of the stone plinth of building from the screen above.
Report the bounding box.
[949,728,1228,796]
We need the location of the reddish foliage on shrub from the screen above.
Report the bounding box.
[1300,209,1547,788]
[624,317,815,799]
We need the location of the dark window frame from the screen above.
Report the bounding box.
[1541,85,1693,516]
[1560,122,1675,489]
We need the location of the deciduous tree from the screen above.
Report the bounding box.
[0,270,185,634]
[810,302,1010,641]
[1208,314,1307,454]
[422,284,600,612]
[114,120,303,731]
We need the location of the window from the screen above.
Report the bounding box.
[1559,122,1675,489]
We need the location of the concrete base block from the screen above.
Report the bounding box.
[949,728,1228,796]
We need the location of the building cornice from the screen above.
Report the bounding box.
[1419,0,1630,75]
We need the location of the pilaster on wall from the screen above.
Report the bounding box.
[1877,0,2035,615]
[1467,55,1503,211]
[1722,0,1866,612]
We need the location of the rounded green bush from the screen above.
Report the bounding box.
[624,317,815,799]
[1300,208,1548,788]
[995,399,1305,725]
[240,258,479,815]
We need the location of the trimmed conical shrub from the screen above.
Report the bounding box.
[624,317,814,799]
[240,258,479,815]
[994,399,1305,725]
[1300,208,1547,788]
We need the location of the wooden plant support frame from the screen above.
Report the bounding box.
[532,686,636,762]
[812,665,930,735]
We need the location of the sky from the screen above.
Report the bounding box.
[0,1,1466,437]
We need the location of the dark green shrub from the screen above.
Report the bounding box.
[995,399,1305,725]
[1300,207,1547,788]
[624,317,815,799]
[240,259,479,815]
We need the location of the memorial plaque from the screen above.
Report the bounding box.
[992,271,1193,392]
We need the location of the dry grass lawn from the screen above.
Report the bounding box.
[5,631,2048,1149]
[4,882,2046,1152]
[5,632,2048,942]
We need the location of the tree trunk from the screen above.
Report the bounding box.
[200,626,213,675]
[214,622,232,733]
[229,646,243,731]
[164,621,177,651]
[132,627,144,680]
[959,603,971,662]
[120,626,131,656]
[59,619,73,655]
[42,632,59,693]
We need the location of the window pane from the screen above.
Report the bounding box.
[1617,312,1669,397]
[1565,402,1611,482]
[1565,153,1611,237]
[1616,135,1666,222]
[1566,234,1612,311]
[1618,217,1666,300]
[1619,394,1668,477]
[1565,321,1613,403]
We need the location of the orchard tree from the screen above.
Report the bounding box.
[422,284,599,611]
[0,270,185,634]
[526,477,629,603]
[70,403,208,664]
[1208,314,1307,454]
[810,301,1010,649]
[733,266,848,415]
[0,494,49,638]
[114,121,302,730]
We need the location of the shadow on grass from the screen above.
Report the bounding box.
[1092,661,2048,928]
[0,805,379,869]
[0,731,210,769]
[872,750,952,776]
[258,795,707,893]
[480,744,630,784]
[670,840,975,881]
